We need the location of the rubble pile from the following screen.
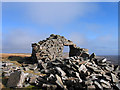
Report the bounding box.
[2,34,120,89]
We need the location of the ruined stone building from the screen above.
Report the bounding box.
[31,34,88,62]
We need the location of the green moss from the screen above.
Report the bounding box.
[24,85,35,88]
[24,85,42,90]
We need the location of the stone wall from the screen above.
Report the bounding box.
[31,34,88,62]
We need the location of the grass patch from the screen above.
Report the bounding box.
[25,85,42,89]
[8,56,26,63]
[8,56,33,64]
[10,61,22,67]
[24,70,46,76]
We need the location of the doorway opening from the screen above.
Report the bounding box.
[63,46,69,58]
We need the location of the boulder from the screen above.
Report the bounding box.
[7,71,28,88]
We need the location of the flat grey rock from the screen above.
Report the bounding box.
[7,71,27,88]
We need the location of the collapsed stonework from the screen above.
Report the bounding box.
[31,34,88,62]
[3,34,120,89]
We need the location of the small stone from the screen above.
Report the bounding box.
[42,84,57,90]
[94,81,103,90]
[111,73,119,83]
[37,77,48,83]
[81,52,89,59]
[86,65,98,72]
[29,64,37,70]
[41,63,47,69]
[100,79,111,88]
[3,73,11,77]
[87,85,96,90]
[3,68,11,73]
[85,80,93,85]
[79,64,87,73]
[99,58,107,63]
[103,75,111,81]
[75,72,82,82]
[23,83,30,87]
[89,53,96,60]
[114,83,120,90]
[23,67,29,71]
[4,62,14,67]
[29,76,37,84]
[47,74,56,83]
[101,83,110,89]
[56,67,66,77]
[114,65,119,71]
[55,74,67,90]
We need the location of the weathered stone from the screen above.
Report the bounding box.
[23,83,30,87]
[100,79,111,88]
[111,73,119,83]
[55,74,67,89]
[75,72,82,82]
[114,83,120,90]
[99,58,107,63]
[3,62,13,67]
[23,67,29,71]
[41,63,48,69]
[29,76,37,84]
[114,65,119,71]
[42,84,57,90]
[7,71,27,88]
[47,74,56,83]
[32,34,88,62]
[79,64,87,73]
[37,77,48,83]
[56,67,66,77]
[89,53,96,60]
[86,65,98,72]
[101,83,110,89]
[3,68,11,73]
[94,81,103,90]
[29,64,37,70]
[3,73,11,77]
[2,34,120,90]
[87,85,96,90]
[85,80,93,85]
[81,52,89,59]
[103,75,111,81]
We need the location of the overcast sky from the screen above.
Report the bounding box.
[2,2,118,55]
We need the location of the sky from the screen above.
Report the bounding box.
[2,2,118,55]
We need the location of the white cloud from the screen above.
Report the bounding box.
[69,33,118,55]
[69,32,88,47]
[2,29,49,53]
[26,3,99,27]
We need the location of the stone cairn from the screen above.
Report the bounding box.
[2,34,120,90]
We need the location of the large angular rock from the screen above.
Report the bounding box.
[111,73,119,83]
[55,74,67,90]
[7,71,28,88]
[56,67,66,77]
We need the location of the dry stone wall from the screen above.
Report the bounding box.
[31,34,88,63]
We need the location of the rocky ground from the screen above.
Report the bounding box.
[1,53,120,90]
[1,34,120,90]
